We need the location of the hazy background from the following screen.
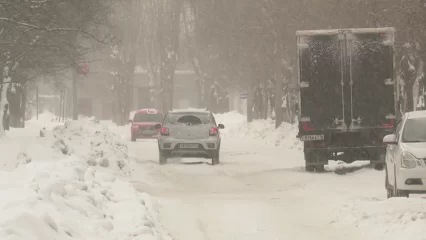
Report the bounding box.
[0,0,424,132]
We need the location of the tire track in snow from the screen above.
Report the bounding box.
[127,137,368,240]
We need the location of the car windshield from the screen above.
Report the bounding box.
[402,117,426,143]
[133,113,162,122]
[167,112,211,125]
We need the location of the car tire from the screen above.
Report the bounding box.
[385,165,393,198]
[212,149,220,166]
[159,150,167,165]
[371,152,385,171]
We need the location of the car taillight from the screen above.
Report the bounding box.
[161,127,169,136]
[209,127,218,136]
[382,119,394,129]
[302,122,314,131]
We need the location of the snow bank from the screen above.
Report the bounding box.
[335,197,426,240]
[214,111,302,150]
[0,119,170,240]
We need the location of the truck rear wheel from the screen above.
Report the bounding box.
[315,164,325,173]
[304,152,314,172]
[370,152,385,171]
[304,151,326,173]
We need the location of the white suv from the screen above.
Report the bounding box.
[155,109,225,165]
[384,110,426,198]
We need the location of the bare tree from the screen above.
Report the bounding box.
[0,0,115,134]
[108,0,144,126]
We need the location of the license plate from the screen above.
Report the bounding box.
[142,130,155,135]
[300,135,324,141]
[180,144,198,149]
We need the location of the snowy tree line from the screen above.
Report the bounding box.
[172,0,426,126]
[0,0,115,135]
[113,0,426,127]
[2,0,426,131]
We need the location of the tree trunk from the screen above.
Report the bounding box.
[0,66,11,136]
[20,85,26,127]
[72,69,78,120]
[274,61,283,128]
[8,83,22,128]
[158,0,183,113]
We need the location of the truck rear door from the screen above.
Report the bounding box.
[347,29,395,129]
[298,31,346,132]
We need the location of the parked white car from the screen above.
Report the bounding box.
[384,110,426,198]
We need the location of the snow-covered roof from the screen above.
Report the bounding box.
[406,110,426,119]
[296,27,395,36]
[134,108,161,114]
[169,108,210,114]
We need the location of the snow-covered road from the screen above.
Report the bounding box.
[109,112,426,240]
[128,138,357,239]
[122,119,388,240]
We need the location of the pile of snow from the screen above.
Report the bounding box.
[0,118,171,240]
[334,197,426,240]
[215,111,302,150]
[87,130,129,171]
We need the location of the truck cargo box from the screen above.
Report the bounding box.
[296,28,397,171]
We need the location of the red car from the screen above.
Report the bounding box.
[130,109,163,141]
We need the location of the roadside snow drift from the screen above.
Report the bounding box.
[0,117,170,240]
[335,197,426,240]
[214,111,301,150]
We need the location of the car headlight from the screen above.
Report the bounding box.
[401,151,423,169]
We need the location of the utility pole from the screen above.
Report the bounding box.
[72,68,78,120]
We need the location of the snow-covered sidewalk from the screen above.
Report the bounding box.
[0,114,170,240]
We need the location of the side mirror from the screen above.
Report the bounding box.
[383,134,397,145]
[218,124,225,129]
[154,124,162,130]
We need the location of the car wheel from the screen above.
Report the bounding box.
[212,149,220,166]
[131,134,136,142]
[387,186,394,198]
[385,166,393,198]
[159,150,167,165]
